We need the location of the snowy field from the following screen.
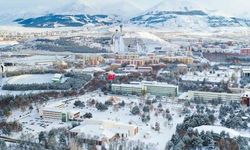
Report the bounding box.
[0,41,18,48]
[0,90,65,97]
[6,74,54,85]
[5,55,65,66]
[8,91,185,149]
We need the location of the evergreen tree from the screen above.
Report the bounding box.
[143,106,150,113]
[182,134,191,145]
[38,131,46,144]
[48,130,56,146]
[242,121,248,129]
[131,106,140,115]
[191,136,203,148]
[208,114,216,124]
[165,141,174,150]
[174,141,185,150]
[155,122,160,132]
[59,134,67,149]
[3,107,11,117]
[2,127,10,136]
[171,134,180,145]
[74,100,85,108]
[0,140,7,150]
[83,112,93,119]
[119,100,125,107]
[96,102,108,111]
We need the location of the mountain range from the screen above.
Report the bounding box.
[1,0,250,29]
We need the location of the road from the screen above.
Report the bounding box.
[0,136,23,143]
[0,135,48,149]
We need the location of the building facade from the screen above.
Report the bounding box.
[70,119,138,149]
[240,48,250,56]
[77,55,104,65]
[112,81,178,97]
[162,56,193,64]
[40,103,80,122]
[242,68,250,77]
[181,91,241,101]
[115,53,160,66]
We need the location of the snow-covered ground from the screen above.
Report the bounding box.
[0,41,19,48]
[0,74,66,95]
[7,91,185,149]
[0,90,58,96]
[4,55,65,66]
[6,74,54,85]
[194,125,250,138]
[123,31,179,52]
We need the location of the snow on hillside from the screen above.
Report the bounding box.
[53,1,93,15]
[1,0,250,29]
[146,0,203,12]
[130,0,250,29]
[0,0,142,25]
[83,0,143,18]
[194,125,250,138]
[124,31,166,43]
[123,31,179,52]
[14,14,121,28]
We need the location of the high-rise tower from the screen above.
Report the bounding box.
[111,26,125,53]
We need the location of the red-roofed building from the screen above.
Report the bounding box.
[240,48,250,56]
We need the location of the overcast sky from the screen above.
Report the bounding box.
[0,0,249,18]
[0,0,161,10]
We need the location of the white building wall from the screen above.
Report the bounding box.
[187,91,241,101]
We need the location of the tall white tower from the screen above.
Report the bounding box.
[111,28,125,53]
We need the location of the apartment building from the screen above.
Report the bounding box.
[112,81,178,97]
[162,56,193,64]
[179,91,241,101]
[115,53,160,66]
[77,55,104,65]
[242,68,250,77]
[112,84,145,95]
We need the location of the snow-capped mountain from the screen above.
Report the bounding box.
[146,0,202,12]
[2,0,142,28]
[14,14,121,28]
[130,0,250,28]
[1,0,250,29]
[54,1,94,15]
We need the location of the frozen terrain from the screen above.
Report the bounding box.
[6,74,54,85]
[7,92,185,149]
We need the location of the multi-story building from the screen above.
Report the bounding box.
[112,84,144,95]
[161,56,193,64]
[115,53,160,66]
[116,53,139,60]
[179,91,241,101]
[181,69,235,84]
[77,55,104,65]
[116,59,145,66]
[40,103,80,122]
[123,65,153,73]
[70,119,138,148]
[242,68,250,77]
[112,81,178,97]
[240,48,250,56]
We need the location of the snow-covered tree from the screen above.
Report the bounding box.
[131,106,140,115]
